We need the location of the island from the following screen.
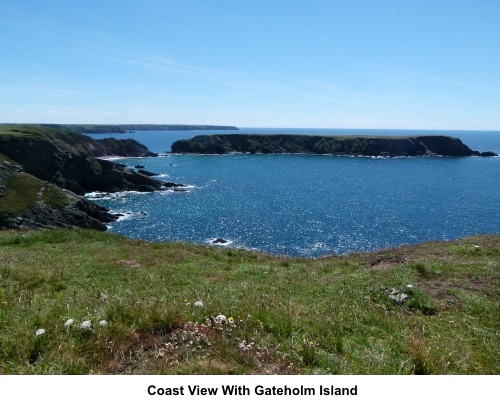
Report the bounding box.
[171,134,498,157]
[0,126,184,231]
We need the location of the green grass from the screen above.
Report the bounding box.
[0,171,69,215]
[0,229,498,374]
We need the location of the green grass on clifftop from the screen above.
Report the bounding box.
[0,171,69,215]
[0,229,498,374]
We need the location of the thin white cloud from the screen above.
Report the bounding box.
[90,14,109,24]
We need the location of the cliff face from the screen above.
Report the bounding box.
[0,126,183,231]
[0,160,117,231]
[171,134,498,157]
[0,126,178,195]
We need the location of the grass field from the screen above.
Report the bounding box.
[0,229,498,374]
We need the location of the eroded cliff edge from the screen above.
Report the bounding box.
[0,126,182,231]
[171,134,498,157]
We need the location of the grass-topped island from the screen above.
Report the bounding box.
[171,134,498,157]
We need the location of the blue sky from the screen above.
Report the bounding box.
[1,0,499,129]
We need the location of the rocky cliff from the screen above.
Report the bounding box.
[0,159,117,231]
[0,126,184,195]
[171,134,498,157]
[0,126,183,231]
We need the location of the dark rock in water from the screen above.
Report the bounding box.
[137,169,159,177]
[134,165,145,169]
[212,238,228,244]
[473,150,497,157]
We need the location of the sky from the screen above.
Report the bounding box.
[1,0,499,130]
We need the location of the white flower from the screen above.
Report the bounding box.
[406,284,414,289]
[238,339,254,352]
[35,328,46,336]
[80,320,92,330]
[64,319,74,328]
[98,320,107,327]
[194,301,204,308]
[215,314,227,324]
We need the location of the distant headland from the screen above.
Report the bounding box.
[0,123,239,134]
[171,134,498,157]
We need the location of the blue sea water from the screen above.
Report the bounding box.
[87,128,500,257]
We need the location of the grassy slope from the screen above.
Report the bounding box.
[0,125,95,155]
[0,171,69,216]
[0,229,498,375]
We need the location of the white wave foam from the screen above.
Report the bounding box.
[85,190,150,201]
[113,211,134,222]
[98,155,147,161]
[84,192,113,200]
[313,242,327,249]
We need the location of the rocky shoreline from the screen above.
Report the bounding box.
[0,126,183,231]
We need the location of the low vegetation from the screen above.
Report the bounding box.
[0,229,498,374]
[0,171,69,216]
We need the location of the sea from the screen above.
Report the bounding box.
[86,128,500,258]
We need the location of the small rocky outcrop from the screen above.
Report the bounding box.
[212,238,228,244]
[137,169,160,177]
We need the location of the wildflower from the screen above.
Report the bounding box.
[64,319,74,328]
[80,320,92,330]
[238,339,254,352]
[1,301,7,305]
[98,320,107,327]
[406,284,414,289]
[214,314,227,324]
[194,301,204,308]
[35,328,46,336]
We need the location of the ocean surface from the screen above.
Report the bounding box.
[87,128,500,257]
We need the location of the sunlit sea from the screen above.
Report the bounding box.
[87,128,500,257]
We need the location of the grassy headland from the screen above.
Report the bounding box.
[0,229,498,374]
[0,124,239,134]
